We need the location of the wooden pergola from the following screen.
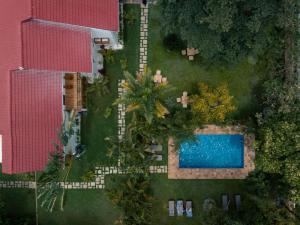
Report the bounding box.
[64,73,86,112]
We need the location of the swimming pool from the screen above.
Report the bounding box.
[179,134,244,168]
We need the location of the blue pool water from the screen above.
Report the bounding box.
[179,134,244,168]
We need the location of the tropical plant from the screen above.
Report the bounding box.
[114,69,170,124]
[191,83,235,123]
[38,111,77,212]
[100,49,115,63]
[87,77,110,98]
[37,147,64,212]
[106,173,152,225]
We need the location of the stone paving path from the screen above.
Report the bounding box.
[139,4,149,73]
[0,165,168,190]
[0,181,36,189]
[118,79,126,142]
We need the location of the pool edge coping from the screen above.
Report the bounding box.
[168,125,255,180]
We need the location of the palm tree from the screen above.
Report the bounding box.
[114,69,170,124]
[37,147,64,212]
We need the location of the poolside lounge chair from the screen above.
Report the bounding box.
[235,195,241,211]
[186,201,193,218]
[176,200,184,216]
[168,200,175,216]
[222,194,230,211]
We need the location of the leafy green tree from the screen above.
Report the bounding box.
[256,121,300,201]
[161,0,281,63]
[191,83,235,123]
[255,77,300,201]
[115,69,170,124]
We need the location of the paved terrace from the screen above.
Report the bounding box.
[168,125,255,179]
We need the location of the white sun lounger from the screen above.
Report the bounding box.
[168,200,175,216]
[186,201,193,217]
[176,200,184,216]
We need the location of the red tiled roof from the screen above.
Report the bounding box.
[0,0,119,173]
[10,70,63,173]
[32,0,119,32]
[0,0,32,173]
[22,20,92,73]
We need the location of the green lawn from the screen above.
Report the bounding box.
[69,5,141,180]
[39,190,120,225]
[0,189,35,222]
[150,175,246,225]
[0,189,120,225]
[148,4,265,120]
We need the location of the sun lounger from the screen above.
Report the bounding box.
[222,194,229,211]
[176,200,184,216]
[235,195,241,211]
[168,200,175,216]
[186,201,193,218]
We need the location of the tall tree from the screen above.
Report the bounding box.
[161,0,281,63]
[256,78,300,202]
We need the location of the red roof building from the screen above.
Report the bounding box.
[10,70,63,173]
[0,0,119,174]
[32,0,119,32]
[0,0,32,173]
[22,21,92,73]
